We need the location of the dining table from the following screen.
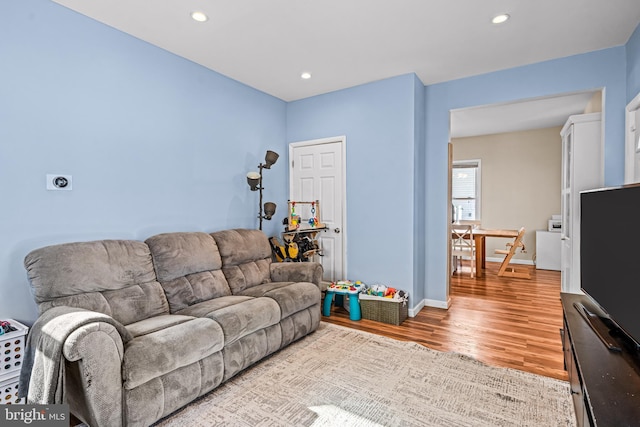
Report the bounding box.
[452,227,520,278]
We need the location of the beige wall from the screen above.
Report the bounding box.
[452,126,562,262]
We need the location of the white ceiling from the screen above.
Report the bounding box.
[51,0,640,102]
[51,0,639,136]
[450,90,599,138]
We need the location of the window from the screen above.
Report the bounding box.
[452,160,481,221]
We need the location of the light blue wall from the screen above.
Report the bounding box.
[0,0,286,323]
[286,74,418,297]
[424,47,627,303]
[627,23,640,102]
[1,1,637,323]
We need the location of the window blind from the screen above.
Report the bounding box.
[452,162,479,220]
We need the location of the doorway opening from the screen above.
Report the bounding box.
[446,89,603,297]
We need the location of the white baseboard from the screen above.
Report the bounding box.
[455,256,534,266]
[424,298,450,309]
[409,297,450,317]
[485,257,534,266]
[408,300,424,317]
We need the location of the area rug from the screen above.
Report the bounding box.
[155,322,575,427]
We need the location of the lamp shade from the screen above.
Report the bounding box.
[264,150,279,169]
[263,202,276,219]
[246,171,260,191]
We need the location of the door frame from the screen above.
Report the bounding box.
[625,91,640,184]
[447,143,453,298]
[288,135,347,280]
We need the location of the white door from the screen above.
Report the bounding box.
[289,137,346,282]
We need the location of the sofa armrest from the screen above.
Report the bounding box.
[63,322,126,427]
[270,262,323,288]
[19,306,131,404]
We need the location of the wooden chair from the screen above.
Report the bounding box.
[451,223,476,277]
[495,227,531,279]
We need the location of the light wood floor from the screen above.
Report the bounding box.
[322,261,567,381]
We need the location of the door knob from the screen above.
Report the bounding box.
[334,228,341,233]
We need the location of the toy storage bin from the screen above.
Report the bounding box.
[0,374,23,404]
[0,319,28,378]
[359,295,408,325]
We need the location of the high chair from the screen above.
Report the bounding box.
[495,227,531,279]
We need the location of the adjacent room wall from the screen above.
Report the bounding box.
[0,0,287,323]
[452,127,563,263]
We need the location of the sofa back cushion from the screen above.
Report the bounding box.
[211,229,272,294]
[24,240,169,325]
[146,232,232,312]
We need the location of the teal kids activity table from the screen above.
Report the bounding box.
[323,281,363,321]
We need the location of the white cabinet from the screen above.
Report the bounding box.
[560,113,602,293]
[536,230,561,271]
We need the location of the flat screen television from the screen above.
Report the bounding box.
[580,184,640,352]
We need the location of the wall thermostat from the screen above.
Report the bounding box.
[46,174,72,191]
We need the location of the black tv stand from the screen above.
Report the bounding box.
[573,302,621,352]
[562,293,640,426]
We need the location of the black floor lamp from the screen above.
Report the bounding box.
[246,150,279,230]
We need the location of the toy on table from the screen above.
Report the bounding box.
[290,202,300,229]
[308,201,319,227]
[326,280,364,293]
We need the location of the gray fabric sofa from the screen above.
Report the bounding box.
[20,229,322,427]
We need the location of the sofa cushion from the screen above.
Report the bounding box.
[122,317,224,390]
[237,282,321,319]
[125,314,196,338]
[176,296,281,345]
[211,229,272,293]
[24,240,169,324]
[174,295,254,316]
[146,232,232,312]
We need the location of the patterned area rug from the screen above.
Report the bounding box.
[155,322,575,426]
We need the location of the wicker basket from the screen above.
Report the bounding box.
[359,295,408,325]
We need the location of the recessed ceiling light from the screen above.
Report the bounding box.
[191,11,208,22]
[301,72,312,80]
[492,14,510,24]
